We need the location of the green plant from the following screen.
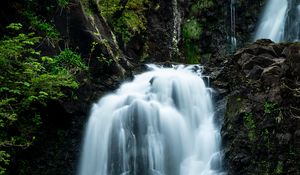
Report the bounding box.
[191,0,214,15]
[57,0,69,8]
[184,41,200,63]
[258,160,271,175]
[264,101,276,114]
[24,11,59,40]
[183,19,202,40]
[53,49,88,74]
[262,129,271,150]
[275,161,283,174]
[0,23,86,174]
[244,112,256,141]
[98,0,149,43]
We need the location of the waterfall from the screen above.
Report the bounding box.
[254,0,300,42]
[254,0,288,42]
[171,0,182,56]
[77,65,226,175]
[284,1,300,41]
[230,0,237,51]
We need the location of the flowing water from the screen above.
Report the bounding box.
[171,0,182,56]
[254,0,300,42]
[254,0,288,42]
[78,65,225,175]
[230,0,237,51]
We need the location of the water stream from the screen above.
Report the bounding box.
[230,0,237,51]
[171,0,182,56]
[78,65,225,175]
[254,0,300,42]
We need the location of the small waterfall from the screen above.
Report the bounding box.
[78,65,226,175]
[171,0,182,56]
[230,0,237,51]
[254,0,300,42]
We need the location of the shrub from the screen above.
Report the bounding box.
[0,23,86,173]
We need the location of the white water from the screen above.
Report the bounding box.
[230,0,237,51]
[78,65,225,175]
[254,0,288,42]
[172,0,182,55]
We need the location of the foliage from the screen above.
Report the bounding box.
[275,161,283,174]
[264,101,277,114]
[0,23,86,174]
[113,11,146,43]
[24,11,59,41]
[98,0,149,43]
[57,0,69,8]
[53,49,88,74]
[184,41,200,64]
[244,112,256,141]
[183,19,202,40]
[182,19,202,63]
[190,0,214,15]
[98,0,121,19]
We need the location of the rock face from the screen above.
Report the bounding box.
[207,40,300,175]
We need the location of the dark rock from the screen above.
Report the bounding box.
[207,41,300,175]
[243,56,276,70]
[276,133,292,145]
[246,65,264,80]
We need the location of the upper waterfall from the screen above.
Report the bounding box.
[77,65,225,175]
[230,0,237,51]
[254,0,300,42]
[254,0,288,42]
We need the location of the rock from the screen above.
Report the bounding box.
[261,66,282,86]
[246,65,263,80]
[242,56,276,70]
[208,41,300,175]
[276,133,292,145]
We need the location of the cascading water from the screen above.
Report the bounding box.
[230,0,237,51]
[78,65,226,175]
[254,0,288,42]
[284,0,300,41]
[254,0,300,42]
[171,0,182,56]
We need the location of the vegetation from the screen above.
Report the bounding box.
[182,0,214,63]
[98,0,149,43]
[0,23,86,174]
[243,112,256,141]
[190,0,214,15]
[182,19,203,63]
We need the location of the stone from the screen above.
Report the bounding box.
[246,65,263,80]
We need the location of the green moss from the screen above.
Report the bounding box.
[244,112,256,142]
[190,0,214,15]
[183,19,202,40]
[275,161,283,174]
[98,0,149,43]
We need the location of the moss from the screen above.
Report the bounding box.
[190,0,214,15]
[244,112,256,142]
[98,0,149,43]
[182,19,202,40]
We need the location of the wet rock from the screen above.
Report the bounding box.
[207,41,300,175]
[276,133,292,145]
